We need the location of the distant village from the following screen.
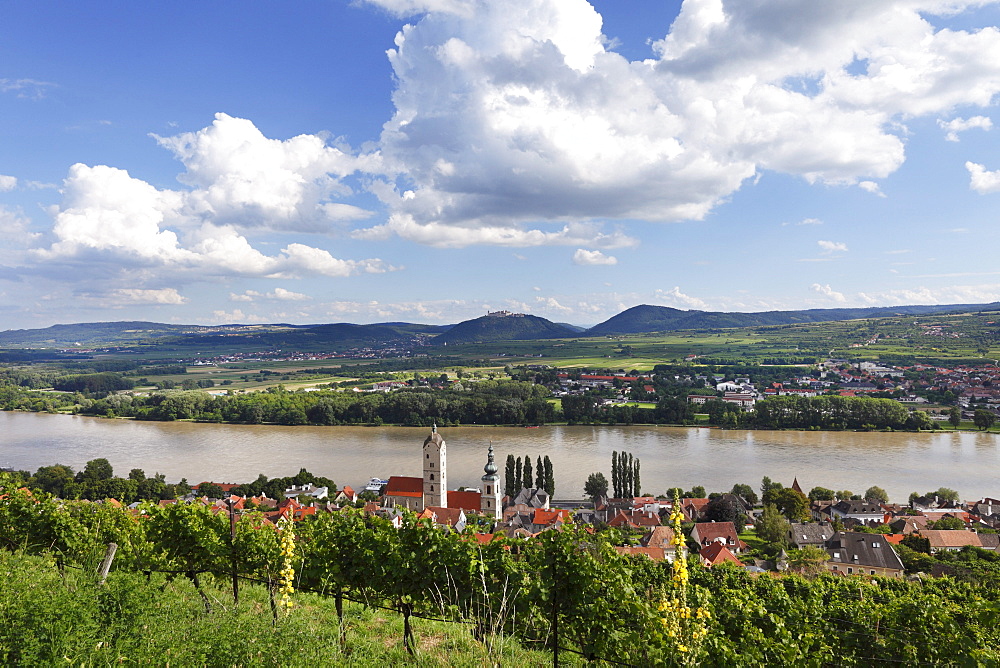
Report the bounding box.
[541,357,1000,421]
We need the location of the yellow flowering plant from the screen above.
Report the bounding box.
[657,491,709,663]
[277,516,296,611]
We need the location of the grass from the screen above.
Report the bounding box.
[0,550,575,667]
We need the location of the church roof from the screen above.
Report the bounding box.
[383,475,423,498]
[448,490,482,512]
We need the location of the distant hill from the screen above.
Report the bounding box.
[432,313,575,345]
[0,321,447,350]
[586,303,1000,336]
[0,321,205,348]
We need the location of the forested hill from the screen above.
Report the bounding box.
[432,314,575,345]
[0,321,447,350]
[585,302,1000,335]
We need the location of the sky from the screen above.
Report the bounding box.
[3,0,1000,330]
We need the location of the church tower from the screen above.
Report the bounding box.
[480,442,501,520]
[423,424,447,509]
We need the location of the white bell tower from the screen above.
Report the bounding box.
[422,424,447,509]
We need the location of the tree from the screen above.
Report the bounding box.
[730,483,758,506]
[198,483,225,498]
[703,495,741,525]
[808,487,835,501]
[79,458,113,483]
[756,503,790,546]
[974,409,996,431]
[770,488,811,522]
[864,486,889,504]
[931,517,965,530]
[522,456,532,491]
[761,476,783,505]
[584,472,608,501]
[948,406,962,429]
[543,455,555,497]
[535,456,544,490]
[687,485,706,498]
[514,458,523,495]
[611,451,620,498]
[504,454,516,497]
[932,487,960,505]
[633,457,641,497]
[128,468,146,482]
[785,546,829,575]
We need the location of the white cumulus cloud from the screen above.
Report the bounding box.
[0,175,16,191]
[966,161,1000,194]
[573,248,618,265]
[810,283,847,303]
[111,288,186,305]
[939,115,992,142]
[351,0,1000,247]
[858,181,886,197]
[818,240,848,253]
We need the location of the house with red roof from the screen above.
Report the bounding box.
[690,521,745,553]
[700,542,743,568]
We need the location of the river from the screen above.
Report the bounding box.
[3,411,999,503]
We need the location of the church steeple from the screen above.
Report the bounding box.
[423,425,446,510]
[482,442,498,480]
[480,442,501,520]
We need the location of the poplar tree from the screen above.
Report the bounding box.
[523,456,533,491]
[504,454,516,497]
[611,451,620,498]
[633,458,641,497]
[543,455,554,496]
[535,456,544,490]
[515,458,523,495]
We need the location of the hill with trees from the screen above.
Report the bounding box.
[432,313,575,345]
[585,302,1000,336]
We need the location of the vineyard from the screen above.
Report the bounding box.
[2,476,999,666]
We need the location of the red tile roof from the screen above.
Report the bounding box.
[700,542,743,567]
[383,475,423,498]
[448,490,482,512]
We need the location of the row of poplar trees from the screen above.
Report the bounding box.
[503,454,555,498]
[612,450,640,498]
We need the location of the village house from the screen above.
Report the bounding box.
[921,529,983,553]
[825,532,904,578]
[690,521,745,553]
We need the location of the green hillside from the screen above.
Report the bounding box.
[586,302,1000,336]
[432,313,575,345]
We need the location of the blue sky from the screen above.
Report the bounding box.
[3,0,1000,330]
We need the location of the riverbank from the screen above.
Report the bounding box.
[4,412,1000,503]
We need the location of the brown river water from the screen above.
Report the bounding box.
[3,411,999,503]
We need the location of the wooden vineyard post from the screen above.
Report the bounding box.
[97,542,118,585]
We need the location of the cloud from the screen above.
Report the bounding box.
[0,206,40,247]
[353,0,1000,246]
[783,217,823,226]
[356,216,636,248]
[939,115,992,141]
[573,248,618,265]
[152,113,377,233]
[966,161,1000,194]
[810,283,847,303]
[654,286,707,309]
[0,175,16,191]
[231,288,310,302]
[35,156,391,283]
[858,181,886,197]
[109,288,187,305]
[818,240,848,253]
[0,78,54,100]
